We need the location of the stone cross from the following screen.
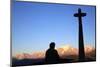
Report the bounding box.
[74,8,86,61]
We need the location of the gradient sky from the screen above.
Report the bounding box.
[12,1,96,55]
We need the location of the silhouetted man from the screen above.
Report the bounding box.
[45,42,60,64]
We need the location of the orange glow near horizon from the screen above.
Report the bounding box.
[13,45,95,60]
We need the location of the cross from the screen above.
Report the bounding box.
[74,8,86,61]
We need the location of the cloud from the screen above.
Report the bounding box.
[14,45,95,60]
[15,51,45,59]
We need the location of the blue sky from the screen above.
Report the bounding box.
[12,1,96,55]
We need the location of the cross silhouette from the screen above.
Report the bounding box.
[74,8,86,61]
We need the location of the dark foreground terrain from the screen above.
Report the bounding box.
[12,57,96,67]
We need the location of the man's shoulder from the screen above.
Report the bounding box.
[54,49,58,52]
[46,49,50,52]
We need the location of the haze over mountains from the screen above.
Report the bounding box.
[13,45,95,60]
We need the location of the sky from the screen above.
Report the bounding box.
[12,1,96,55]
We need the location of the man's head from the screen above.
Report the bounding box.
[49,42,55,49]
